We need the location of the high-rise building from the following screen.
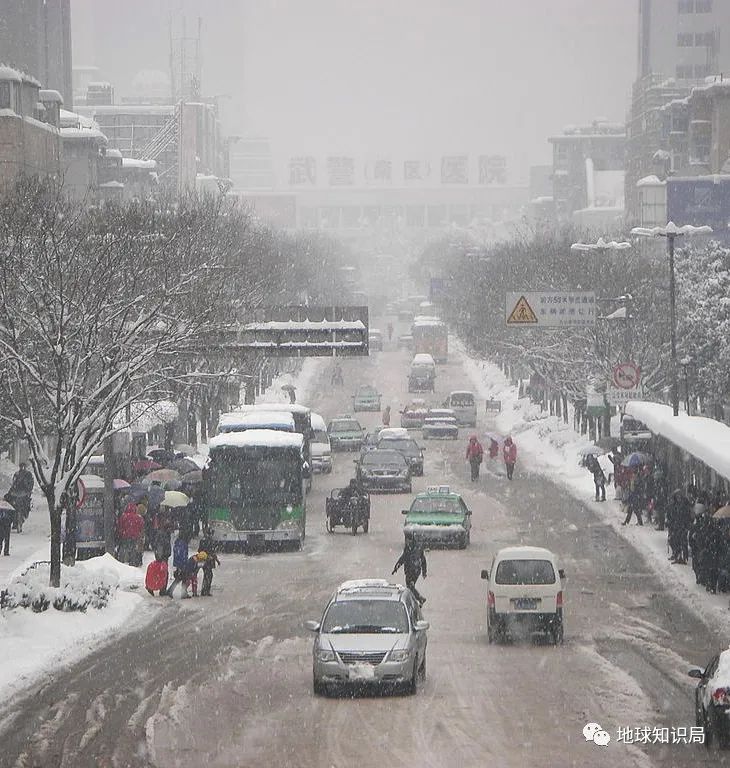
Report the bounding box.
[638,0,730,84]
[0,0,73,106]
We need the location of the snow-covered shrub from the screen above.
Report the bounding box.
[0,560,116,613]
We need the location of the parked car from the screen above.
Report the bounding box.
[481,546,565,645]
[398,334,414,351]
[306,579,429,695]
[327,416,365,451]
[310,412,333,474]
[620,415,652,445]
[368,330,384,351]
[408,353,436,393]
[402,486,471,548]
[422,409,458,439]
[377,434,424,476]
[352,384,382,412]
[357,448,411,493]
[443,390,477,427]
[689,649,730,749]
[400,399,429,429]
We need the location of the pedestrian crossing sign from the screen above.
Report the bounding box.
[506,295,538,325]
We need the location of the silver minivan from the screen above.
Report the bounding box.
[443,390,477,427]
[306,579,428,695]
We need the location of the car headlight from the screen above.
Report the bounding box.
[399,470,409,477]
[317,649,336,662]
[362,469,373,477]
[389,649,411,662]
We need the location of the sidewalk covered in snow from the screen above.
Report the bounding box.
[625,401,730,491]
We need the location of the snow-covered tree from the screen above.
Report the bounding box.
[0,181,236,586]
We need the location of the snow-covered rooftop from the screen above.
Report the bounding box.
[243,319,366,331]
[122,157,157,170]
[208,429,304,451]
[625,401,730,483]
[637,175,666,187]
[0,65,22,82]
[234,403,311,416]
[218,411,295,430]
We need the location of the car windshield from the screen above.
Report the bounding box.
[379,439,419,454]
[358,386,377,396]
[312,429,329,444]
[330,420,360,433]
[450,393,474,406]
[362,450,406,467]
[410,497,461,514]
[495,559,556,585]
[322,599,408,633]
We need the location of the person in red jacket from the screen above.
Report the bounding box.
[116,502,145,565]
[503,436,517,480]
[466,435,484,481]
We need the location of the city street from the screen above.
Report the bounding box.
[1,325,727,768]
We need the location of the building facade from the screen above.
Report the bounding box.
[638,0,730,83]
[547,120,625,227]
[0,0,73,106]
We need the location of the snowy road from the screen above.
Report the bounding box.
[1,330,728,768]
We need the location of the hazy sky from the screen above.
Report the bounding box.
[72,0,637,182]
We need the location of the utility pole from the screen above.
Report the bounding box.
[103,436,115,555]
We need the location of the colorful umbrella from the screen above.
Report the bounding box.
[162,490,190,508]
[132,458,161,474]
[180,469,203,484]
[113,478,130,490]
[142,468,181,484]
[714,505,730,520]
[0,498,14,511]
[622,451,652,468]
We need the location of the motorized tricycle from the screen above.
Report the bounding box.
[325,487,370,535]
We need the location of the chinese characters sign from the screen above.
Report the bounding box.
[326,156,355,186]
[289,157,316,185]
[441,155,468,184]
[505,291,596,328]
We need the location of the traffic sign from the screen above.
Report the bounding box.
[606,385,643,405]
[612,362,641,390]
[76,477,87,509]
[505,291,596,328]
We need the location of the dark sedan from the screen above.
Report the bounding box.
[377,436,424,476]
[357,449,412,493]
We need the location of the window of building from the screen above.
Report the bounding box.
[694,63,709,78]
[676,64,695,79]
[0,82,10,110]
[678,0,694,12]
[695,31,715,47]
[677,33,694,47]
[696,0,712,12]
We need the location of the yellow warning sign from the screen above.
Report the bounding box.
[506,295,538,325]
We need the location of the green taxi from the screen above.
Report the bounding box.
[402,485,472,549]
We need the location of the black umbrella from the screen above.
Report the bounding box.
[169,457,200,475]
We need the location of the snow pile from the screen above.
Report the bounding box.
[1,554,140,613]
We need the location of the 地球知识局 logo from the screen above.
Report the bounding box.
[584,722,611,747]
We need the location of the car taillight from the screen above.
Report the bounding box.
[713,687,730,705]
[556,591,563,608]
[487,590,495,607]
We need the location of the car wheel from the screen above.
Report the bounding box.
[313,678,327,696]
[704,709,713,749]
[363,519,369,533]
[551,616,564,645]
[419,654,427,681]
[406,659,419,695]
[457,533,468,550]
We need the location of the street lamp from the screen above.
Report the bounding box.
[630,222,713,416]
[570,237,632,252]
[680,355,693,415]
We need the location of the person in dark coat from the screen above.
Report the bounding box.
[502,437,517,480]
[586,455,606,501]
[392,537,428,606]
[466,436,484,482]
[703,518,724,593]
[622,473,643,526]
[8,462,33,531]
[667,490,692,564]
[0,501,13,555]
[652,466,668,530]
[689,509,711,585]
[198,544,220,596]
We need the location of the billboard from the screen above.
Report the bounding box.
[289,156,316,185]
[441,155,468,184]
[327,156,355,186]
[479,155,507,185]
[229,306,370,357]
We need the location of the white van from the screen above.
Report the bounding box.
[310,412,332,473]
[481,546,565,645]
[443,391,477,427]
[408,353,436,393]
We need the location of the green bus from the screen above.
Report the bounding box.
[204,430,308,551]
